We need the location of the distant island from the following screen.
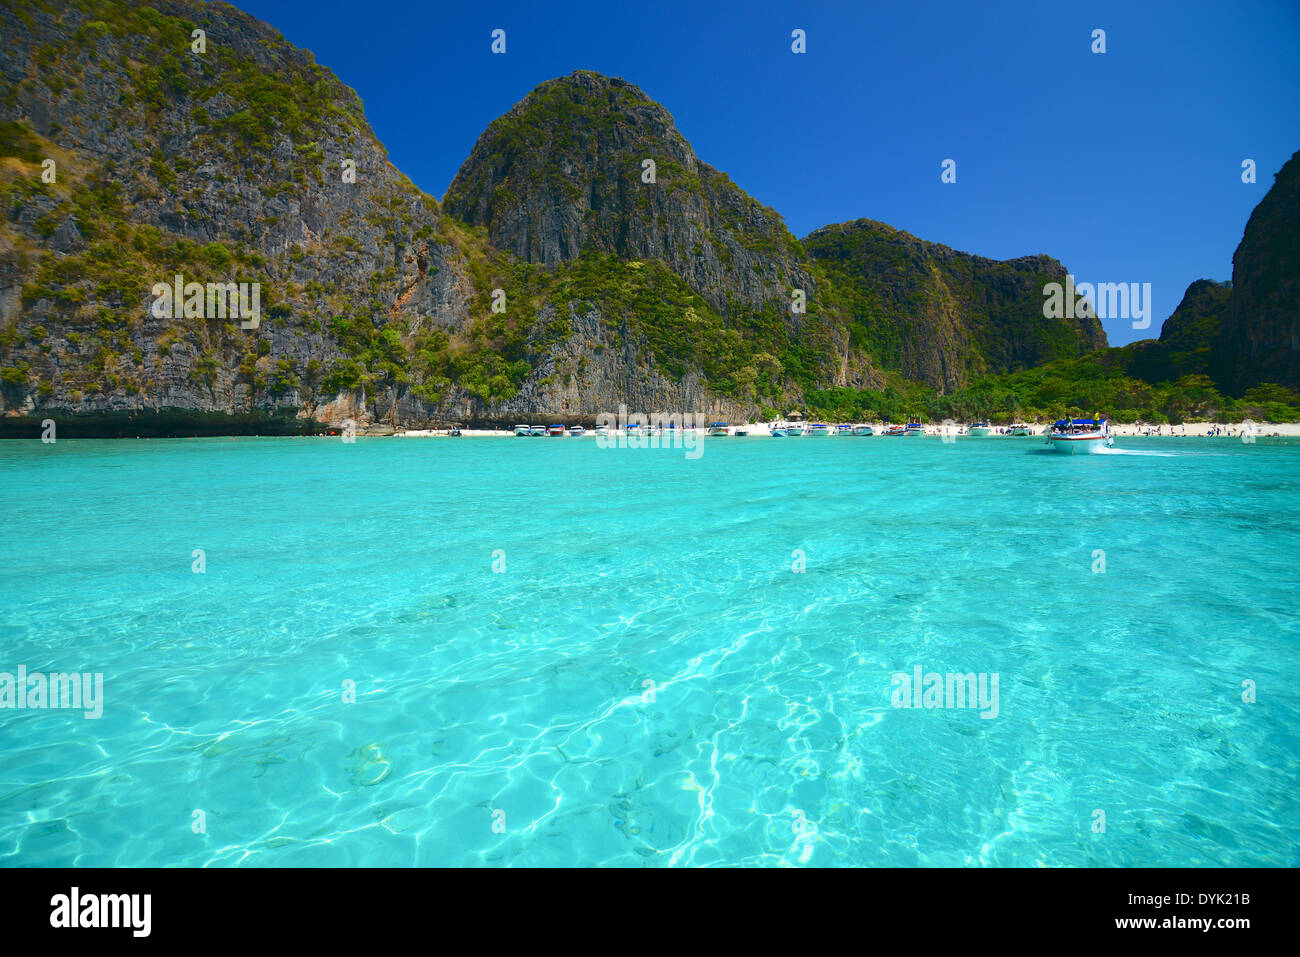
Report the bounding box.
[1,0,1297,436]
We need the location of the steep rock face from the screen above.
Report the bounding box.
[1211,151,1300,393]
[1159,279,1231,351]
[1119,279,1230,384]
[0,4,1124,428]
[444,72,813,318]
[803,220,1108,391]
[0,0,469,423]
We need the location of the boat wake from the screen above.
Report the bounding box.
[1094,446,1179,457]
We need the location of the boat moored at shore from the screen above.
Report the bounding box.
[707,422,730,436]
[514,424,531,436]
[967,421,991,436]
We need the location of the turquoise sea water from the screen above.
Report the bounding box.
[0,433,1297,867]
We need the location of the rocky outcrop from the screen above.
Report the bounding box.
[0,3,1128,429]
[0,0,468,425]
[1211,151,1300,393]
[1160,279,1232,351]
[1117,278,1231,384]
[803,220,1108,391]
[444,72,813,318]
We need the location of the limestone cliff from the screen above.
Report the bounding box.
[0,1,1127,431]
[1211,151,1300,393]
[803,219,1107,391]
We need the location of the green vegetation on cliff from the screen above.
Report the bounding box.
[1,3,1291,428]
[1211,150,1300,394]
[800,275,1297,423]
[802,356,1300,426]
[804,220,1108,389]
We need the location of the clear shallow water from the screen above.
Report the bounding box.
[0,434,1297,867]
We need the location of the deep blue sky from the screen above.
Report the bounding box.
[236,0,1299,346]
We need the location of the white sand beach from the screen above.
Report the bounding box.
[392,421,1300,438]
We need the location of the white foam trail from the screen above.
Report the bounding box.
[1095,446,1178,457]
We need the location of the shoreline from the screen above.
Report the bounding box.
[2,415,1295,440]
[394,421,1300,438]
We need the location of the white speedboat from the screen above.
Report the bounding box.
[529,425,547,436]
[806,423,830,436]
[514,424,531,436]
[1048,418,1113,454]
[1007,423,1032,436]
[569,425,585,437]
[967,421,991,436]
[706,422,729,436]
[903,422,924,437]
[786,424,805,436]
[770,425,788,437]
[851,424,874,436]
